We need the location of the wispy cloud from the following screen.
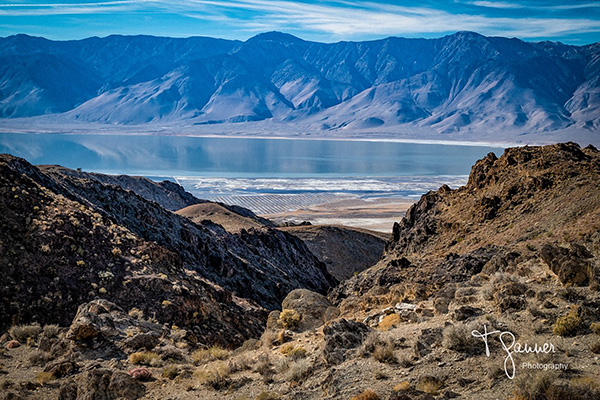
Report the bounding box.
[469,1,524,9]
[0,0,598,43]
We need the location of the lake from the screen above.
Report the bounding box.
[0,133,503,214]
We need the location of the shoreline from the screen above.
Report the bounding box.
[0,129,514,148]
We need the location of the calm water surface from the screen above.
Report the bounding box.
[0,133,500,178]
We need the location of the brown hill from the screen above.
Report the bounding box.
[176,202,265,233]
[280,225,389,281]
[332,142,600,306]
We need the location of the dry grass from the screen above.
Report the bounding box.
[42,324,61,338]
[442,323,482,354]
[36,371,56,384]
[195,361,231,390]
[553,305,582,337]
[278,309,301,330]
[393,381,411,391]
[192,346,231,364]
[416,375,444,394]
[128,351,162,366]
[9,324,42,342]
[161,365,180,380]
[279,343,307,360]
[285,359,313,382]
[373,343,396,364]
[512,370,556,400]
[589,322,600,335]
[377,314,401,331]
[255,391,282,400]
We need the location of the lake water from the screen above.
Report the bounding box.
[0,133,502,213]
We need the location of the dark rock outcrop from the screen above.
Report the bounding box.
[322,319,370,365]
[540,243,594,286]
[0,154,337,346]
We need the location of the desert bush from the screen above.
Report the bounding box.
[442,323,482,354]
[230,353,253,372]
[377,314,401,331]
[28,351,51,366]
[195,361,231,390]
[350,389,380,400]
[36,371,56,384]
[42,324,61,339]
[360,331,383,356]
[416,375,444,394]
[553,306,582,337]
[590,341,600,354]
[261,330,278,348]
[256,391,282,400]
[373,343,396,364]
[161,365,180,380]
[192,346,231,364]
[482,273,525,301]
[128,351,162,366]
[278,309,301,330]
[285,359,313,382]
[9,323,42,342]
[393,381,410,391]
[280,344,307,360]
[589,322,600,335]
[397,355,413,368]
[255,353,274,383]
[513,370,556,400]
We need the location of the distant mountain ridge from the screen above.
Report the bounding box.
[0,31,599,137]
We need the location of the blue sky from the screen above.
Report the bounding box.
[0,1,599,44]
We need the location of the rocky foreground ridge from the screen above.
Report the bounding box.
[0,154,336,343]
[1,143,600,400]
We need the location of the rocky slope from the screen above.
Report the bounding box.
[279,225,389,281]
[0,154,336,337]
[1,143,600,400]
[332,142,600,305]
[0,32,599,137]
[39,165,203,211]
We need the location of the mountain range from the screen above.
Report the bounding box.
[0,31,599,140]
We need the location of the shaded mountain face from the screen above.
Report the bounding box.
[0,154,337,344]
[0,32,598,133]
[331,142,600,305]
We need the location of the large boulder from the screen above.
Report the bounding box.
[66,299,163,354]
[540,243,593,286]
[58,368,145,400]
[322,319,370,365]
[280,289,339,332]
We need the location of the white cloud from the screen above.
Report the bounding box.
[0,0,598,42]
[469,1,524,9]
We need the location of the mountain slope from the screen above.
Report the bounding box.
[331,142,600,305]
[0,153,337,342]
[0,32,598,137]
